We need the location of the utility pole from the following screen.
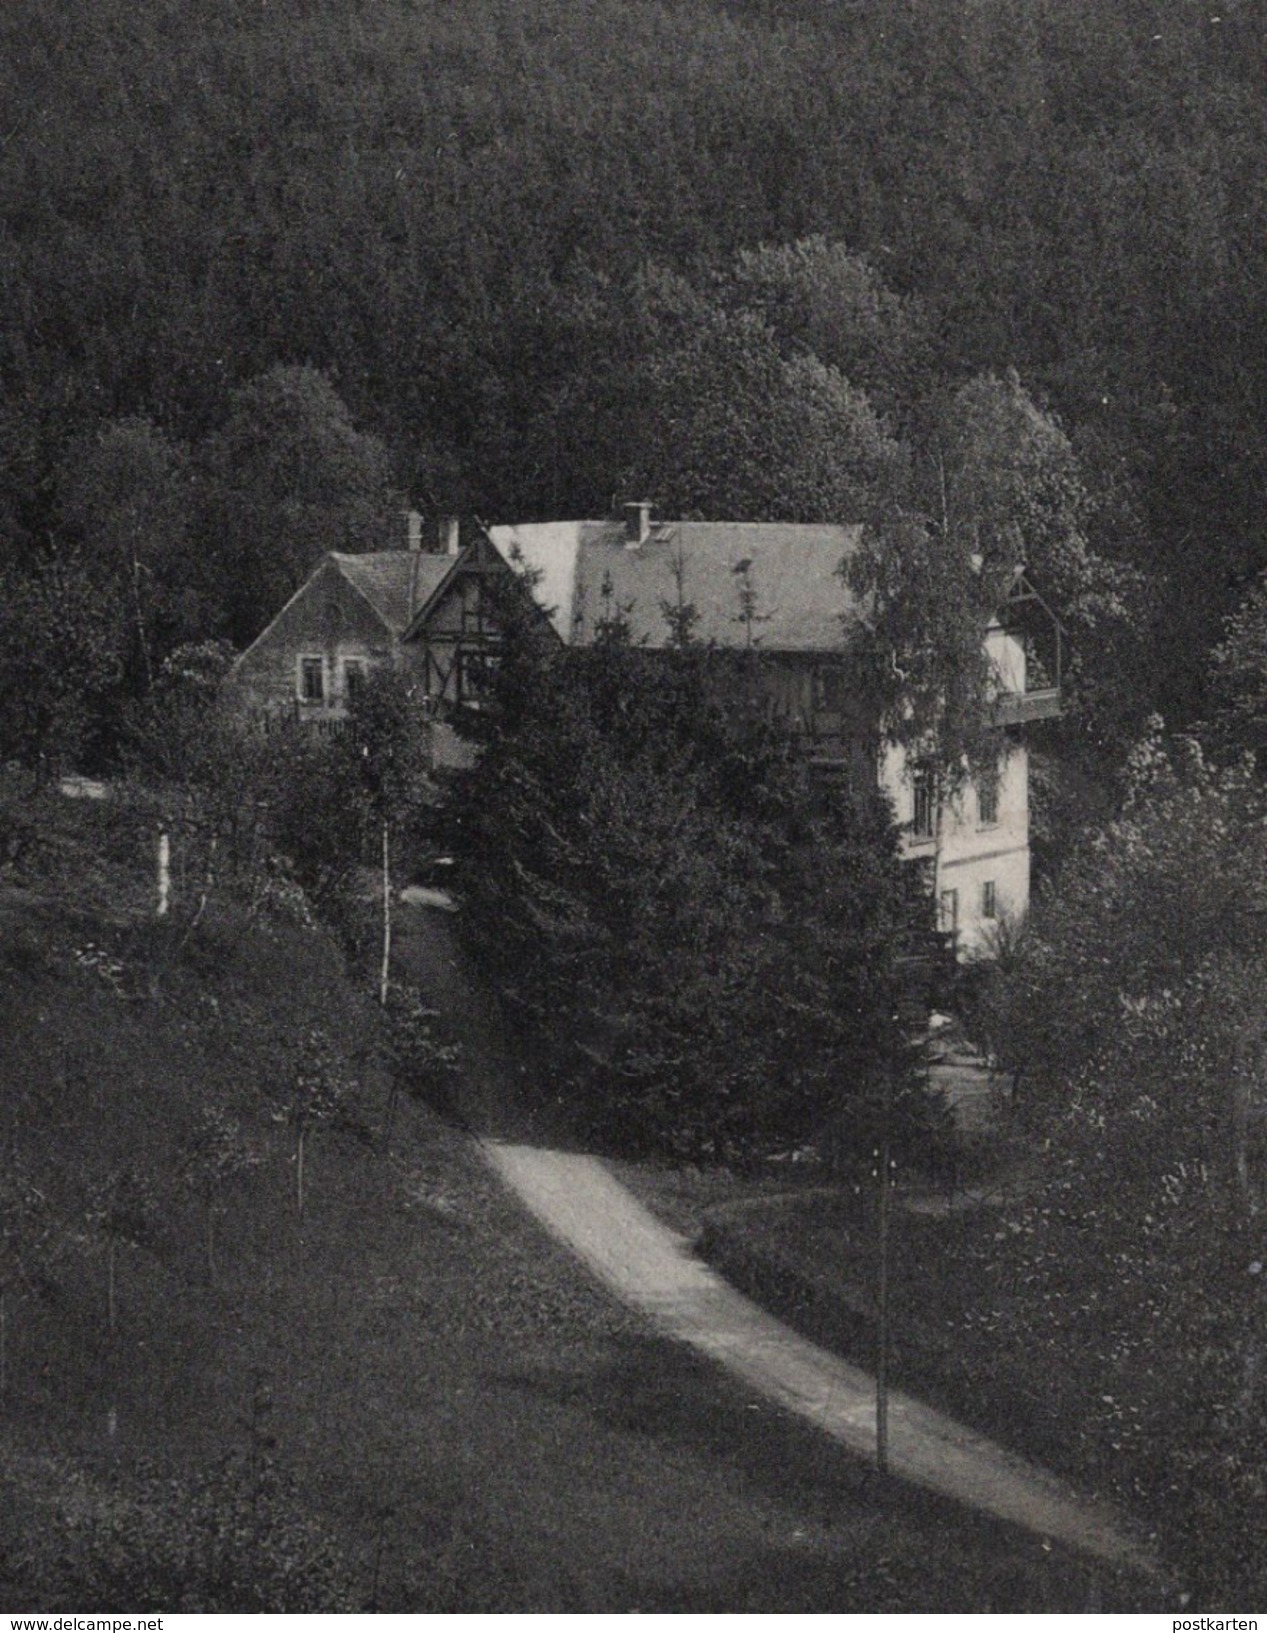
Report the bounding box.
[379,820,392,1007]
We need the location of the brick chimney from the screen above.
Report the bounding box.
[440,515,461,556]
[624,500,652,546]
[403,509,424,551]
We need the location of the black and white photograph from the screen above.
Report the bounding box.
[0,0,1263,1616]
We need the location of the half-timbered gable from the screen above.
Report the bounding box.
[400,529,545,710]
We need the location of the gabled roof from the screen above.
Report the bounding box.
[484,520,867,652]
[228,549,460,678]
[331,551,454,635]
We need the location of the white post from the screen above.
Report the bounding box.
[157,830,170,917]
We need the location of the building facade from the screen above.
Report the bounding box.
[226,506,1061,952]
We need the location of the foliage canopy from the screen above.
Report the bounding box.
[440,608,942,1163]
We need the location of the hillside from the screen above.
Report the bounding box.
[0,782,1123,1611]
[3,0,1265,728]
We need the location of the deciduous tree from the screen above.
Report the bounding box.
[0,554,123,786]
[197,366,401,645]
[615,271,906,524]
[177,1106,261,1286]
[972,727,1267,1601]
[53,417,201,688]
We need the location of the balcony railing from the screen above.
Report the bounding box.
[992,686,1061,726]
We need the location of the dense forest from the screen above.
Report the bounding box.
[2,0,1265,744]
[4,5,1267,1603]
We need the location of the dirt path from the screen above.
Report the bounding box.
[393,900,1163,1588]
[484,1139,1163,1582]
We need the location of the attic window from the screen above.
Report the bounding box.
[461,579,486,635]
[299,656,324,703]
[343,659,366,699]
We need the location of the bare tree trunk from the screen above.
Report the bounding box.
[936,445,951,540]
[107,1237,116,1333]
[131,552,154,695]
[876,1130,891,1475]
[0,1289,7,1400]
[1230,1049,1259,1219]
[296,1126,306,1221]
[380,821,392,1007]
[1231,1038,1262,1417]
[156,830,170,918]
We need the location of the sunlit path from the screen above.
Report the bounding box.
[484,1140,1163,1582]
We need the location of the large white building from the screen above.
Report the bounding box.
[456,508,1062,954]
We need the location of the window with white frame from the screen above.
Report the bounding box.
[938,887,959,935]
[298,656,324,703]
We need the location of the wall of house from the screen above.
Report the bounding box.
[882,736,1029,955]
[935,742,1029,955]
[413,577,467,704]
[224,559,397,722]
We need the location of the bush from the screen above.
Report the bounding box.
[974,727,1267,1602]
[21,1435,360,1612]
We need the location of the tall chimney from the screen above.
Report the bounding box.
[624,500,652,546]
[441,515,461,556]
[403,509,424,551]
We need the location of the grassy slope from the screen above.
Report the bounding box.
[0,787,1133,1611]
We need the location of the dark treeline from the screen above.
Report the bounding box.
[2,0,1264,725]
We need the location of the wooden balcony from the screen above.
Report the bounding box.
[992,686,1061,726]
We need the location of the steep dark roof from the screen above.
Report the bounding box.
[332,551,455,634]
[486,520,867,651]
